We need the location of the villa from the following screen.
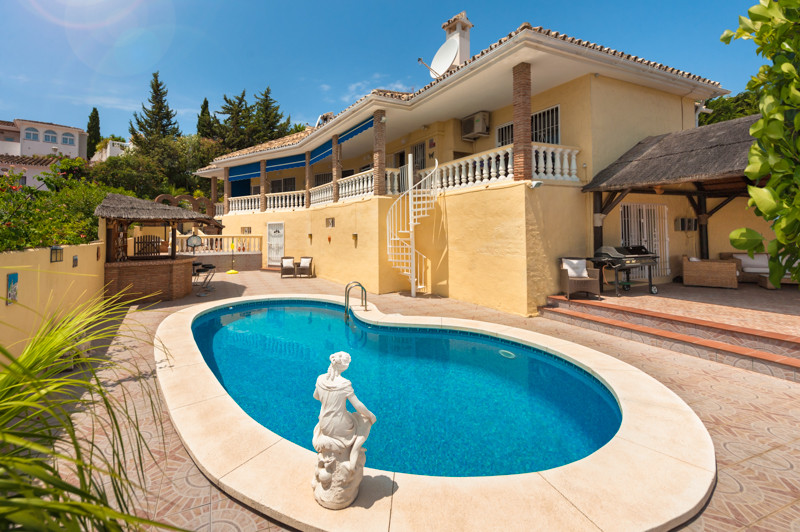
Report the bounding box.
[195,12,771,316]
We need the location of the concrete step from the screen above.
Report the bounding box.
[541,296,800,382]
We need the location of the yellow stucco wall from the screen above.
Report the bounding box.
[590,75,695,178]
[0,242,106,359]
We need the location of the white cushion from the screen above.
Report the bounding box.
[562,259,589,278]
[688,256,701,262]
[300,257,311,268]
[282,258,294,268]
[732,253,768,270]
[743,267,770,274]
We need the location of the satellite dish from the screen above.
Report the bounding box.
[429,36,458,78]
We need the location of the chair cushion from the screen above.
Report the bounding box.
[688,256,701,262]
[562,258,589,278]
[732,252,768,270]
[743,267,770,274]
[300,257,312,268]
[282,258,294,268]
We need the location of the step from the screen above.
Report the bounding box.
[546,296,800,358]
[541,303,800,382]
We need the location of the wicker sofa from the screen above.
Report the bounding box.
[682,255,738,289]
[719,252,769,283]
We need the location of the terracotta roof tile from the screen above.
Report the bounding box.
[0,154,61,168]
[215,127,316,161]
[442,11,473,30]
[0,120,15,127]
[15,119,86,132]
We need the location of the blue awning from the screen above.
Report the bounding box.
[338,116,374,144]
[310,140,332,164]
[266,153,306,172]
[229,162,260,182]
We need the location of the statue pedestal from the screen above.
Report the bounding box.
[312,447,366,509]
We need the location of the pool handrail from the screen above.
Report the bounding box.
[344,281,367,323]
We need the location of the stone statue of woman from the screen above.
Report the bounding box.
[311,351,376,509]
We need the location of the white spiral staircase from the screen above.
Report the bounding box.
[386,156,438,296]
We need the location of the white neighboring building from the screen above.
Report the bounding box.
[0,154,60,189]
[0,118,88,159]
[90,139,130,163]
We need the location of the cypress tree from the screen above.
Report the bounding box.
[196,98,215,139]
[215,90,254,151]
[86,108,101,160]
[129,71,181,150]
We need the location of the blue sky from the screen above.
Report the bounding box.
[2,0,763,139]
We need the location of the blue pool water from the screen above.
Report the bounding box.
[191,300,622,476]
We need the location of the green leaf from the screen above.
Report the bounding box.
[721,29,735,44]
[749,185,782,216]
[764,119,785,139]
[748,4,772,21]
[729,227,765,251]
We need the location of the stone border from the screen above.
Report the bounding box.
[154,295,716,532]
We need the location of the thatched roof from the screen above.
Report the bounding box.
[584,114,759,192]
[94,193,222,227]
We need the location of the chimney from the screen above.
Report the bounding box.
[441,11,473,69]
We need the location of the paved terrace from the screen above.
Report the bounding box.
[88,273,800,531]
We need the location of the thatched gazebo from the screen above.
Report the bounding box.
[584,114,760,259]
[95,193,223,301]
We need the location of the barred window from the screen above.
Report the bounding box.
[495,105,561,147]
[314,172,332,187]
[531,106,559,145]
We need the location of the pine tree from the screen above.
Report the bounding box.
[215,90,254,151]
[86,108,101,160]
[252,86,292,143]
[129,71,181,151]
[197,98,215,139]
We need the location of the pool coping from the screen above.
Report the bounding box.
[154,294,716,532]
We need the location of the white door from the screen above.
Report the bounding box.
[620,203,670,278]
[266,222,284,267]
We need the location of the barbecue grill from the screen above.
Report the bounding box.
[590,245,659,296]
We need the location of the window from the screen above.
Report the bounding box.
[44,130,57,143]
[495,105,561,147]
[250,185,260,195]
[360,164,372,172]
[412,141,425,171]
[342,169,355,178]
[532,106,560,145]
[496,122,513,147]
[24,127,39,141]
[270,177,296,193]
[241,227,252,234]
[314,172,333,187]
[17,176,27,186]
[62,133,75,145]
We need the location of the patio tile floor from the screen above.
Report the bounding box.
[82,272,800,531]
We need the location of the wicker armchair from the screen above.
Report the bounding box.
[280,256,296,278]
[682,255,738,289]
[297,256,313,277]
[560,258,601,300]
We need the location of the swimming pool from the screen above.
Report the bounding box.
[155,294,716,531]
[191,300,622,476]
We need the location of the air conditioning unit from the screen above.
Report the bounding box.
[674,217,698,231]
[461,111,490,140]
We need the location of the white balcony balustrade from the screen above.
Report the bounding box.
[385,168,404,195]
[214,202,223,216]
[532,143,580,181]
[264,190,305,211]
[338,169,374,201]
[228,194,260,213]
[310,183,334,206]
[176,234,262,253]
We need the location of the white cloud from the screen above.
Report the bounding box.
[320,84,331,92]
[338,75,413,103]
[60,94,141,112]
[8,74,30,83]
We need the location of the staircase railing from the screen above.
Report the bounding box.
[386,154,438,297]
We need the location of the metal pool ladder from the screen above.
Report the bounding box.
[344,281,367,323]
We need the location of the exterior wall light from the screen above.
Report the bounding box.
[50,245,64,263]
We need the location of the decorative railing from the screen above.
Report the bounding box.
[385,168,403,195]
[228,194,260,213]
[338,169,374,201]
[227,191,305,213]
[214,202,223,216]
[264,190,305,211]
[175,234,262,253]
[310,183,334,206]
[531,142,580,181]
[434,146,514,191]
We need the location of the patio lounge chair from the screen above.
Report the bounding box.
[560,258,601,300]
[281,256,296,278]
[297,256,313,277]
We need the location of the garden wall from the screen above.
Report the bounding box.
[0,241,105,360]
